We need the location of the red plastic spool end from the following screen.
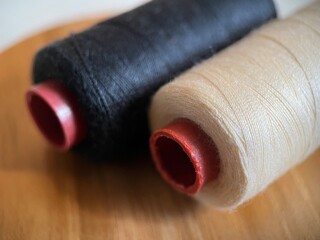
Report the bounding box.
[150,119,220,195]
[26,80,87,150]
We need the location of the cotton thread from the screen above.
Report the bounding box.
[149,2,320,210]
[32,0,276,159]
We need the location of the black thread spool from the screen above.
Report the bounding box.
[27,0,276,159]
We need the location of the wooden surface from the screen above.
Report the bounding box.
[0,18,320,240]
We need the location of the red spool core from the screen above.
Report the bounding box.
[150,119,220,195]
[26,80,87,150]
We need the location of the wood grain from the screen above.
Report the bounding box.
[0,18,319,240]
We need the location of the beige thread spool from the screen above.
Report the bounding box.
[149,2,320,210]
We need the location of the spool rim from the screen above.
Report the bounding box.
[26,80,87,150]
[150,119,220,195]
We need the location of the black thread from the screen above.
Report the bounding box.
[33,0,276,159]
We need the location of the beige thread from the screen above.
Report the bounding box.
[149,2,320,210]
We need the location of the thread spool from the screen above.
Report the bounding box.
[26,0,306,159]
[149,2,320,210]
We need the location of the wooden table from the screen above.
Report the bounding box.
[0,18,320,240]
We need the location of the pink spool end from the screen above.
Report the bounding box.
[150,119,220,195]
[26,80,87,150]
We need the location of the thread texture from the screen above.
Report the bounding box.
[32,0,276,159]
[149,2,320,210]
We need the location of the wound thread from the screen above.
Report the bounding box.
[32,0,276,159]
[149,2,320,210]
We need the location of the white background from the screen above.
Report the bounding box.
[0,0,148,53]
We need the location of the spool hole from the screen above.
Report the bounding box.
[154,136,196,188]
[27,93,65,148]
